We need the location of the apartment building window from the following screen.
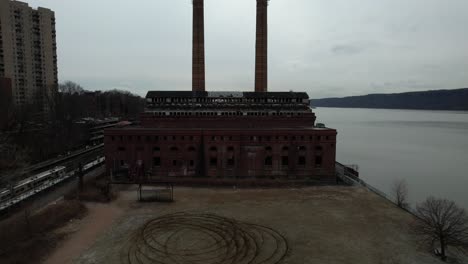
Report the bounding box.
[227,158,235,167]
[265,156,273,166]
[281,156,289,166]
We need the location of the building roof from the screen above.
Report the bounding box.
[106,126,335,132]
[146,91,309,99]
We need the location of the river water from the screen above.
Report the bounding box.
[314,107,468,209]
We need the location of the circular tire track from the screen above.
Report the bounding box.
[121,212,289,264]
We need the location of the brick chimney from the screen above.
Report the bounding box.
[255,0,268,92]
[192,0,205,92]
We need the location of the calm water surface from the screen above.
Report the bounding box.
[314,107,468,209]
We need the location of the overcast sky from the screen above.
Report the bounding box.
[25,0,468,98]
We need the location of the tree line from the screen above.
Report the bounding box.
[0,81,145,184]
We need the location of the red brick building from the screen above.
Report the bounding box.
[104,0,337,184]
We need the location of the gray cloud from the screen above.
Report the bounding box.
[331,45,363,56]
[24,0,468,98]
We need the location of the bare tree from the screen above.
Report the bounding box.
[413,197,468,261]
[58,81,84,95]
[392,179,409,209]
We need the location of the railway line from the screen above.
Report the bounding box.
[23,144,104,175]
[0,156,105,213]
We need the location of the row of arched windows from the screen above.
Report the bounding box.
[151,97,304,104]
[148,111,308,117]
[110,135,332,143]
[147,145,323,153]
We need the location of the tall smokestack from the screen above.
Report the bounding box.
[255,0,268,92]
[192,0,205,92]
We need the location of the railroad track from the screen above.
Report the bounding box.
[0,156,105,213]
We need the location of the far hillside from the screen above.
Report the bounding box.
[310,88,468,110]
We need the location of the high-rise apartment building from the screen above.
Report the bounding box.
[0,0,58,110]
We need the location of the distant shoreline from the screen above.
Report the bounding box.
[313,106,468,113]
[311,88,468,111]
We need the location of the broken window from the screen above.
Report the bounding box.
[153,157,161,167]
[298,156,306,166]
[170,146,179,151]
[210,157,218,167]
[315,156,322,168]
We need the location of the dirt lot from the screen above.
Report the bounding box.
[52,186,449,264]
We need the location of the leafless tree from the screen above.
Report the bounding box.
[58,81,84,95]
[392,179,409,209]
[413,197,468,261]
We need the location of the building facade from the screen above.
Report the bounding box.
[104,0,338,184]
[0,0,58,109]
[105,92,337,184]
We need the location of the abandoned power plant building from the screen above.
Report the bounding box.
[104,0,337,184]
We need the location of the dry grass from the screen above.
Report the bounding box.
[0,200,87,264]
[75,187,450,264]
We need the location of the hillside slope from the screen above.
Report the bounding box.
[311,88,468,110]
